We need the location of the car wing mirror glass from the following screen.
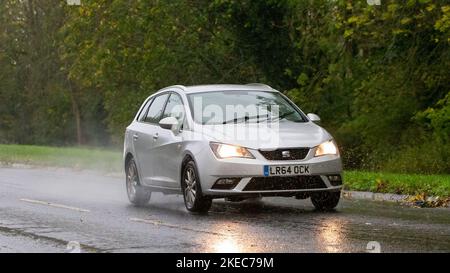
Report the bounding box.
[307,113,321,122]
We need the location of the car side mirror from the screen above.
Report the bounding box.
[307,113,321,122]
[159,116,179,131]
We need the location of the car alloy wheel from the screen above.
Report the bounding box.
[184,166,197,209]
[126,161,138,200]
[126,158,151,206]
[182,160,212,213]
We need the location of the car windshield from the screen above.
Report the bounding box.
[187,90,307,125]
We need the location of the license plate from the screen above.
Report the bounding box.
[263,165,310,177]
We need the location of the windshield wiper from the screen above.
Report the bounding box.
[272,110,296,121]
[221,111,297,124]
[222,114,269,124]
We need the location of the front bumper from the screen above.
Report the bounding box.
[196,147,343,197]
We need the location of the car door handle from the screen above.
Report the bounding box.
[153,133,159,140]
[133,134,139,141]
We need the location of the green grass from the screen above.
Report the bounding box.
[1,144,449,197]
[0,144,122,172]
[344,171,450,198]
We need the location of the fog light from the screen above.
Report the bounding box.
[327,175,342,186]
[212,178,241,190]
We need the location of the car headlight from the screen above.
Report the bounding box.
[315,140,338,157]
[210,143,254,159]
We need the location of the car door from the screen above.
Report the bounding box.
[126,96,151,175]
[149,92,186,189]
[133,93,169,186]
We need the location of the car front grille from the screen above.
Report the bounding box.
[259,148,309,161]
[243,175,326,191]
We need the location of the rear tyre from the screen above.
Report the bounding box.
[311,191,341,211]
[126,158,151,206]
[182,160,212,213]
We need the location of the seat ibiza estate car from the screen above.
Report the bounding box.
[124,84,342,212]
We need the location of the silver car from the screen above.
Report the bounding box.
[124,84,342,213]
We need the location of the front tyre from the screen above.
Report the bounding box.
[182,160,212,213]
[311,191,341,211]
[126,158,151,206]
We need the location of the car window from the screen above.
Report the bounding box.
[144,93,169,124]
[162,93,185,122]
[136,98,153,122]
[187,90,307,125]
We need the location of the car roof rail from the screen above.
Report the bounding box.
[155,85,187,93]
[246,83,273,90]
[169,85,187,91]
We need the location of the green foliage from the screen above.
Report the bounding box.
[284,0,450,173]
[0,0,449,173]
[384,138,450,174]
[415,92,450,140]
[61,0,264,141]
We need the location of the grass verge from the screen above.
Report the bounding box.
[1,144,449,198]
[343,171,450,198]
[0,144,122,172]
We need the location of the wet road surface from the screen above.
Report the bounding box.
[0,166,449,253]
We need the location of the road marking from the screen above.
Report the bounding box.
[19,198,90,213]
[129,217,231,236]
